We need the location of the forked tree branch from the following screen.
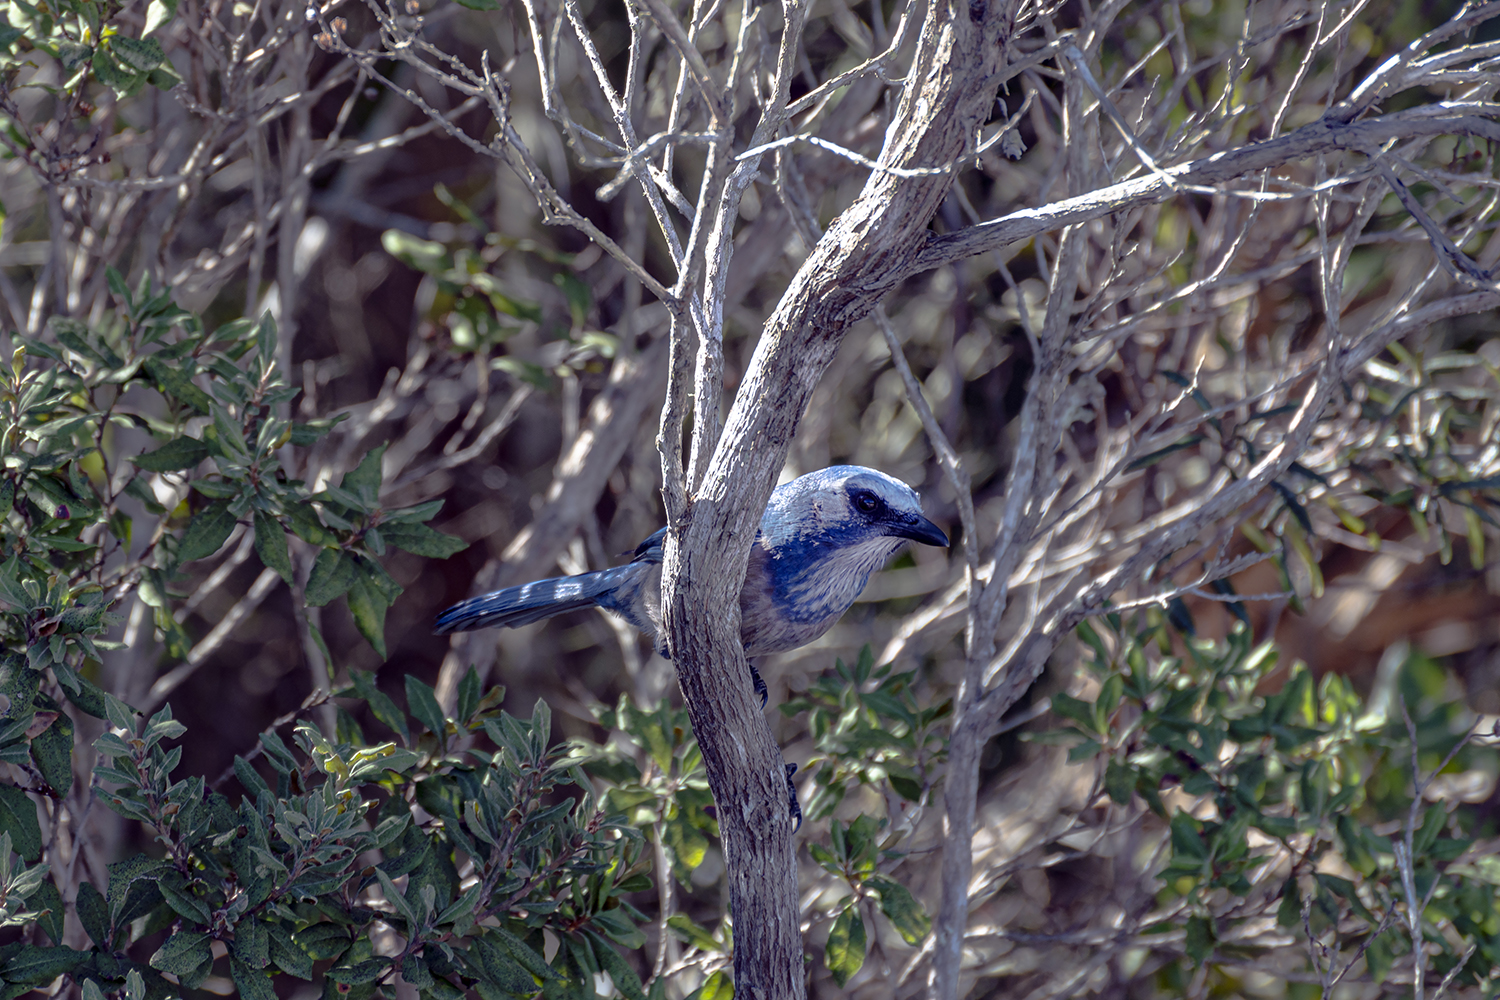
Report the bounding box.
[655,0,1024,994]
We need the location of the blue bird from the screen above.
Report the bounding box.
[434,465,948,675]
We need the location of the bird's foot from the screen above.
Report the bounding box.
[785,762,803,833]
[750,663,768,709]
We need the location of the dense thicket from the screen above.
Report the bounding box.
[1,0,1499,997]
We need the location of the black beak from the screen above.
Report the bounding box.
[893,513,949,548]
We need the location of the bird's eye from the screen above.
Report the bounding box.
[854,492,881,514]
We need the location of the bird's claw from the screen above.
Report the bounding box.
[785,762,803,833]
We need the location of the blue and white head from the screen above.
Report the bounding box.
[762,466,948,550]
[758,466,948,622]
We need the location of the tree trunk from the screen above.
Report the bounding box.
[658,0,1024,994]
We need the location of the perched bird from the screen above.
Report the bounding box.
[435,465,948,683]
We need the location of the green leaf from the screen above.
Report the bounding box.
[143,0,177,34]
[1316,873,1374,923]
[404,675,446,738]
[1184,914,1213,964]
[326,960,387,985]
[50,318,109,364]
[305,549,357,606]
[251,509,293,583]
[233,916,270,969]
[26,473,79,520]
[589,908,645,950]
[110,35,165,71]
[293,922,352,962]
[120,475,166,515]
[30,876,64,944]
[1170,810,1207,862]
[350,670,410,744]
[232,755,270,799]
[553,272,592,325]
[1066,738,1102,763]
[0,559,33,613]
[106,268,131,307]
[825,906,866,986]
[341,443,386,504]
[382,230,450,272]
[0,785,40,862]
[1050,692,1096,733]
[1104,758,1134,805]
[101,693,137,737]
[1429,836,1472,862]
[289,414,350,446]
[106,854,169,927]
[888,770,922,802]
[158,869,211,924]
[1366,926,1395,984]
[662,809,709,879]
[347,573,390,659]
[867,876,931,945]
[1127,435,1204,471]
[178,500,237,562]
[587,933,647,1000]
[132,437,209,472]
[396,953,431,989]
[1413,804,1446,856]
[380,521,468,558]
[487,926,557,981]
[473,935,539,992]
[283,502,331,545]
[76,881,111,949]
[1336,815,1377,877]
[268,921,313,979]
[665,913,720,953]
[383,499,445,523]
[1,945,85,984]
[456,666,481,723]
[30,712,72,796]
[189,479,238,500]
[254,312,277,371]
[1095,674,1124,721]
[141,356,212,412]
[491,356,550,388]
[230,957,278,1000]
[55,39,93,72]
[426,981,467,1000]
[53,665,108,719]
[1271,481,1312,533]
[374,864,419,930]
[687,971,732,1000]
[149,930,212,978]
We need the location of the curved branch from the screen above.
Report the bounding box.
[906,109,1500,278]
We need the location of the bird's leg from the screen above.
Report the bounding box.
[784,762,803,833]
[748,657,768,708]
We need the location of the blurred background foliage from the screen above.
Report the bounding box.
[0,0,1499,995]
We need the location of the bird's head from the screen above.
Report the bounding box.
[761,465,949,552]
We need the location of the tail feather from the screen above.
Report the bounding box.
[434,571,614,635]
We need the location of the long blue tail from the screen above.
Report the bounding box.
[434,570,617,634]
